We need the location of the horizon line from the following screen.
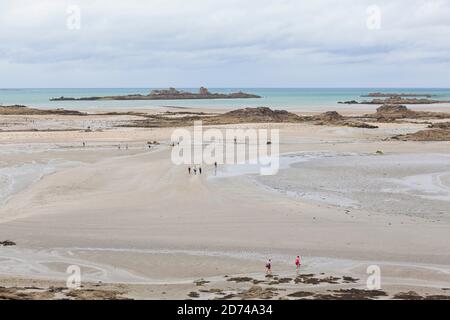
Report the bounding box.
[2,87,450,90]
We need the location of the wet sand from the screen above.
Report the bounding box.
[0,107,449,299]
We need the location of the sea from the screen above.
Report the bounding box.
[1,88,450,111]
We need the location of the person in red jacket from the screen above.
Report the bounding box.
[295,256,301,274]
[265,259,272,275]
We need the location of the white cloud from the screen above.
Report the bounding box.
[0,0,450,87]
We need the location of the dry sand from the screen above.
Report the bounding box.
[0,107,449,300]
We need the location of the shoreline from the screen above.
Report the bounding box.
[2,245,450,283]
[1,245,449,300]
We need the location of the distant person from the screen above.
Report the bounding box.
[193,167,197,175]
[295,256,301,274]
[82,142,85,147]
[199,167,202,175]
[214,161,217,168]
[188,167,191,174]
[265,259,272,275]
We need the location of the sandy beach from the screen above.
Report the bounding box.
[3,0,450,304]
[0,105,449,300]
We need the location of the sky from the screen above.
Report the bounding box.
[0,0,450,88]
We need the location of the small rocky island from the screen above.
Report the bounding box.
[361,92,436,98]
[50,87,261,101]
[339,92,450,105]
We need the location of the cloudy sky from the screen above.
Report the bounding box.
[1,0,449,88]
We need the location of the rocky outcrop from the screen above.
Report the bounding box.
[338,100,358,104]
[376,104,410,113]
[313,111,344,122]
[392,129,450,141]
[218,107,304,123]
[236,286,278,299]
[372,105,415,120]
[50,88,261,101]
[122,107,306,128]
[362,92,435,98]
[391,119,450,141]
[124,107,382,129]
[312,111,378,129]
[366,105,450,121]
[339,92,448,104]
[0,105,85,116]
[428,122,450,129]
[344,121,379,129]
[343,97,450,105]
[218,109,377,128]
[371,97,450,104]
[0,240,16,246]
[0,285,129,300]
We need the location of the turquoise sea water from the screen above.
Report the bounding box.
[1,88,450,111]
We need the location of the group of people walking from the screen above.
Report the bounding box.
[188,166,202,175]
[265,256,302,275]
[188,162,218,175]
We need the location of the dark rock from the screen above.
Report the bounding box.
[423,295,450,300]
[187,291,200,298]
[344,121,378,129]
[0,240,16,246]
[393,291,424,300]
[238,286,278,300]
[222,107,303,123]
[428,122,450,129]
[226,277,254,283]
[287,291,315,298]
[0,105,85,116]
[392,129,450,141]
[194,279,210,286]
[329,288,388,300]
[338,100,358,104]
[342,276,359,283]
[314,111,344,122]
[362,92,435,98]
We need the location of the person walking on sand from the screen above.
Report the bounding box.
[199,167,202,175]
[295,256,301,274]
[193,167,197,175]
[265,259,272,275]
[188,167,191,175]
